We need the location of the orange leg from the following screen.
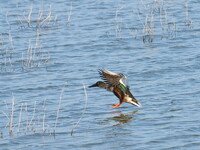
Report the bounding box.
[110,102,122,108]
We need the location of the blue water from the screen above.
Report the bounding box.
[1,0,200,149]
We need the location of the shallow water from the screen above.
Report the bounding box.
[0,0,200,149]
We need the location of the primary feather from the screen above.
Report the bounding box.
[99,69,126,86]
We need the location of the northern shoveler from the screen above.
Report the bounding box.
[89,69,141,108]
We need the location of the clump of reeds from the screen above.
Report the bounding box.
[0,32,15,72]
[1,98,39,137]
[140,7,155,43]
[0,29,51,72]
[0,82,89,138]
[1,96,15,136]
[0,3,72,73]
[114,0,192,43]
[16,5,57,29]
[15,4,72,29]
[21,34,51,71]
[0,84,69,138]
[137,0,177,43]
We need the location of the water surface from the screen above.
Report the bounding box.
[0,0,200,149]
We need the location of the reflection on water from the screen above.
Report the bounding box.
[105,111,139,126]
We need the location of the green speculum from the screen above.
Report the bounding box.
[119,82,127,93]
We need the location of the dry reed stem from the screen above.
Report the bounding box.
[28,101,36,130]
[114,7,123,38]
[4,48,8,71]
[71,83,88,136]
[2,111,10,129]
[9,96,15,135]
[2,100,9,128]
[28,6,33,27]
[184,0,192,28]
[27,39,32,68]
[17,103,23,133]
[8,31,14,71]
[25,103,28,134]
[66,2,72,24]
[43,98,46,133]
[6,12,11,30]
[40,5,52,27]
[36,10,42,28]
[140,0,147,10]
[21,52,24,70]
[54,84,67,134]
[16,4,25,28]
[137,8,145,30]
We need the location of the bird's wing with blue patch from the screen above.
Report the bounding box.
[99,69,125,86]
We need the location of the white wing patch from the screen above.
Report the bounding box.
[119,75,129,87]
[104,70,119,76]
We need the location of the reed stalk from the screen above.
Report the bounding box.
[43,98,46,133]
[27,6,33,27]
[71,83,88,136]
[17,103,23,134]
[185,0,192,28]
[66,2,72,24]
[25,103,28,134]
[40,5,52,27]
[54,84,67,134]
[28,101,36,130]
[9,96,15,135]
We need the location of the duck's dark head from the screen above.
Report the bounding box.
[88,81,108,88]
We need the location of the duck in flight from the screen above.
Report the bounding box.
[89,70,141,108]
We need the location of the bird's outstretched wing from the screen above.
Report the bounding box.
[98,69,125,86]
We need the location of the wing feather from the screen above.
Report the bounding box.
[98,69,125,86]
